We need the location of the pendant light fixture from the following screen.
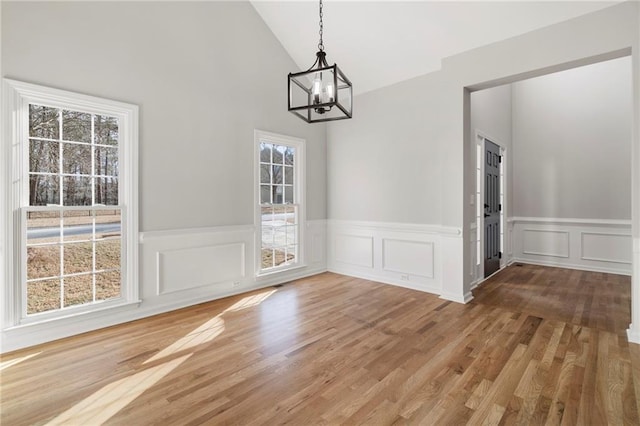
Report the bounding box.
[288,0,353,123]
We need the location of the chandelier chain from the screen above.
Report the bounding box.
[318,0,324,51]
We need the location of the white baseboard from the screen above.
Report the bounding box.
[628,326,640,345]
[510,257,631,276]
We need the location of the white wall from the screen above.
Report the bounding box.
[508,57,632,274]
[1,2,328,352]
[512,56,632,220]
[2,2,327,229]
[327,2,639,308]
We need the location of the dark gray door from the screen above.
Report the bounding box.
[484,140,501,277]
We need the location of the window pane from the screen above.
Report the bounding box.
[63,242,93,275]
[274,226,286,247]
[95,209,121,239]
[284,147,294,166]
[64,274,93,307]
[273,248,291,267]
[96,270,120,301]
[260,164,270,184]
[285,186,293,204]
[27,210,61,245]
[29,175,60,206]
[285,205,296,224]
[273,146,284,164]
[260,185,271,204]
[95,239,120,271]
[285,245,297,264]
[30,140,59,173]
[286,226,297,246]
[261,248,274,269]
[29,105,59,139]
[62,142,91,175]
[27,279,61,314]
[260,143,272,163]
[94,115,118,146]
[272,185,283,204]
[63,176,92,206]
[272,165,282,184]
[95,177,118,205]
[63,210,93,242]
[62,110,91,143]
[27,245,61,280]
[284,166,293,185]
[95,146,118,177]
[262,226,274,247]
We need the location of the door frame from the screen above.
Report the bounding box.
[474,130,508,285]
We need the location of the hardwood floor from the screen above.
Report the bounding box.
[1,266,638,425]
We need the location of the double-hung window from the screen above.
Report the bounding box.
[3,79,138,324]
[255,130,305,274]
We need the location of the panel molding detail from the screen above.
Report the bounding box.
[334,235,374,268]
[580,232,632,264]
[511,217,631,275]
[382,239,434,278]
[522,229,570,258]
[158,243,246,295]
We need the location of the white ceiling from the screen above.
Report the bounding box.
[252,1,619,95]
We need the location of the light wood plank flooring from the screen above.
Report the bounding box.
[1,265,639,425]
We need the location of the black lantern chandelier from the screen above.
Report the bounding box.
[288,0,353,123]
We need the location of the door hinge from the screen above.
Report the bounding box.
[499,252,502,259]
[499,155,502,163]
[499,204,502,211]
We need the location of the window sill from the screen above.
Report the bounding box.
[256,263,307,278]
[4,299,142,332]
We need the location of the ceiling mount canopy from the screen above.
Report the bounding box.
[288,0,353,123]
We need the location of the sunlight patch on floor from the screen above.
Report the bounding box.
[224,289,277,313]
[45,354,192,426]
[143,316,225,364]
[0,352,41,371]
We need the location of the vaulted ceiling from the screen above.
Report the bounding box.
[252,1,619,95]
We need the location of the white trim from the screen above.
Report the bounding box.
[628,327,640,344]
[329,219,461,236]
[140,224,254,243]
[440,290,474,304]
[510,258,632,276]
[2,79,139,329]
[512,217,631,226]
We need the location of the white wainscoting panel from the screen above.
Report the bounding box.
[158,243,245,295]
[581,232,632,264]
[328,220,463,299]
[334,234,374,268]
[522,229,570,258]
[512,217,631,275]
[382,239,434,278]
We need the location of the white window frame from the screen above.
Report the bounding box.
[254,130,306,276]
[2,79,139,326]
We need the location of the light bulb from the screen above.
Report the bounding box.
[312,76,321,104]
[326,84,334,103]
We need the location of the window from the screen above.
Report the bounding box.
[255,130,305,274]
[3,79,138,324]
